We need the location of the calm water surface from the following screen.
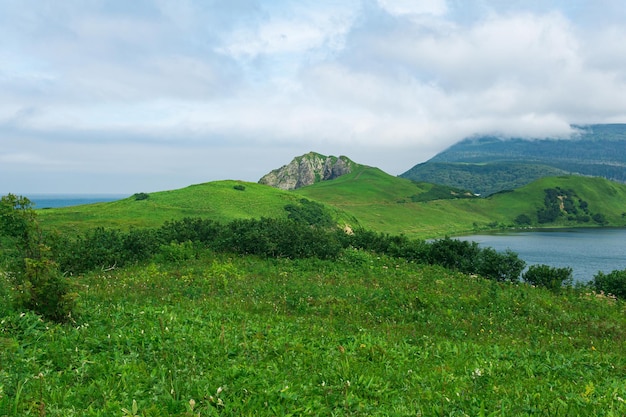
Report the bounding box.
[28,194,126,209]
[456,228,626,282]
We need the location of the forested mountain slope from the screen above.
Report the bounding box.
[400,124,626,195]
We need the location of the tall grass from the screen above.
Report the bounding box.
[1,250,625,416]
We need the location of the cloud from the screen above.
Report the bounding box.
[1,0,626,193]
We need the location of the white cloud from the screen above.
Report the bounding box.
[2,0,626,193]
[377,0,448,16]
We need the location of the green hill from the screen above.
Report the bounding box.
[400,124,626,195]
[37,180,304,234]
[36,166,626,239]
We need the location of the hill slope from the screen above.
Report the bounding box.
[37,165,626,239]
[37,181,306,233]
[294,166,626,236]
[400,124,626,195]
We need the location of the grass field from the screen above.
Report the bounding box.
[4,172,626,415]
[36,170,626,239]
[36,181,304,235]
[2,250,626,416]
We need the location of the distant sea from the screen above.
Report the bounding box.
[27,194,127,209]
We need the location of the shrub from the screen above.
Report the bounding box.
[477,248,525,282]
[0,269,13,317]
[514,214,532,226]
[133,192,150,201]
[591,269,626,299]
[428,237,481,273]
[523,264,573,292]
[157,240,196,263]
[284,199,334,228]
[1,194,78,322]
[14,247,78,322]
[233,184,246,191]
[592,213,607,225]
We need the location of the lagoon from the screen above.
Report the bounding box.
[28,194,126,209]
[456,228,626,283]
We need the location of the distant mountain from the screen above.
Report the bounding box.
[400,124,626,195]
[259,152,360,190]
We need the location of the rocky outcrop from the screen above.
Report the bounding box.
[259,152,356,190]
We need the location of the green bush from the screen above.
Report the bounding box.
[14,248,78,322]
[284,198,334,228]
[157,240,196,263]
[0,269,13,317]
[591,269,626,299]
[1,194,78,322]
[514,214,532,226]
[133,192,150,201]
[428,237,481,273]
[477,248,525,282]
[523,264,573,292]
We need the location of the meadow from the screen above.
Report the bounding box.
[1,248,626,416]
[3,173,626,416]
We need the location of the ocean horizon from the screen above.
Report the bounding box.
[26,194,128,209]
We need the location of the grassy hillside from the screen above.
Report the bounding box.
[484,176,626,226]
[296,169,626,237]
[36,169,626,239]
[37,181,305,234]
[2,250,626,415]
[294,166,491,237]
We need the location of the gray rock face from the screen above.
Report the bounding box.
[259,152,354,190]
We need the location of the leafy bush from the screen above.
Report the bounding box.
[514,214,532,226]
[133,192,150,201]
[592,213,607,225]
[284,198,334,228]
[523,264,573,291]
[477,248,525,282]
[157,240,196,263]
[159,217,223,245]
[219,217,341,259]
[591,269,626,299]
[0,269,13,317]
[14,254,78,322]
[233,184,246,191]
[1,194,78,322]
[428,237,481,274]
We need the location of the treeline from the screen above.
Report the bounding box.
[48,219,528,282]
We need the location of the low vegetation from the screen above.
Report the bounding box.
[2,247,626,415]
[3,175,626,415]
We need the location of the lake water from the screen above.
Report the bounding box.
[456,228,626,283]
[27,194,127,209]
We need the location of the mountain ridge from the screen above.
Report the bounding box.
[258,151,360,190]
[400,123,626,195]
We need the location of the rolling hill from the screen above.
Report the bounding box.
[37,162,626,239]
[400,123,626,195]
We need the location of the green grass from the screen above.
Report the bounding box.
[37,181,304,234]
[36,172,626,239]
[2,251,625,415]
[484,176,626,226]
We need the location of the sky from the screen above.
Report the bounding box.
[2,0,626,194]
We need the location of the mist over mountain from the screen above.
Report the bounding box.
[400,124,626,195]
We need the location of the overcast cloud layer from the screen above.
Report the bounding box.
[2,0,626,194]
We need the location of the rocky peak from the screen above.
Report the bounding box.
[259,152,356,190]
